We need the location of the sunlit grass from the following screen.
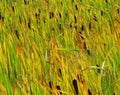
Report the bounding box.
[0,0,120,95]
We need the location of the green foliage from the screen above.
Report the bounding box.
[0,0,120,95]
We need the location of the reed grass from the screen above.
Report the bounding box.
[0,0,120,95]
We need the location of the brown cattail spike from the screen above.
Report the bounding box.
[72,79,78,95]
[89,22,91,30]
[75,5,78,10]
[15,30,19,40]
[74,15,77,24]
[28,19,31,29]
[117,9,120,14]
[56,85,62,95]
[88,89,92,95]
[81,25,85,31]
[49,12,54,19]
[100,10,104,16]
[87,50,90,55]
[49,81,53,89]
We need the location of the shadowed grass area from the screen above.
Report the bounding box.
[0,0,120,95]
